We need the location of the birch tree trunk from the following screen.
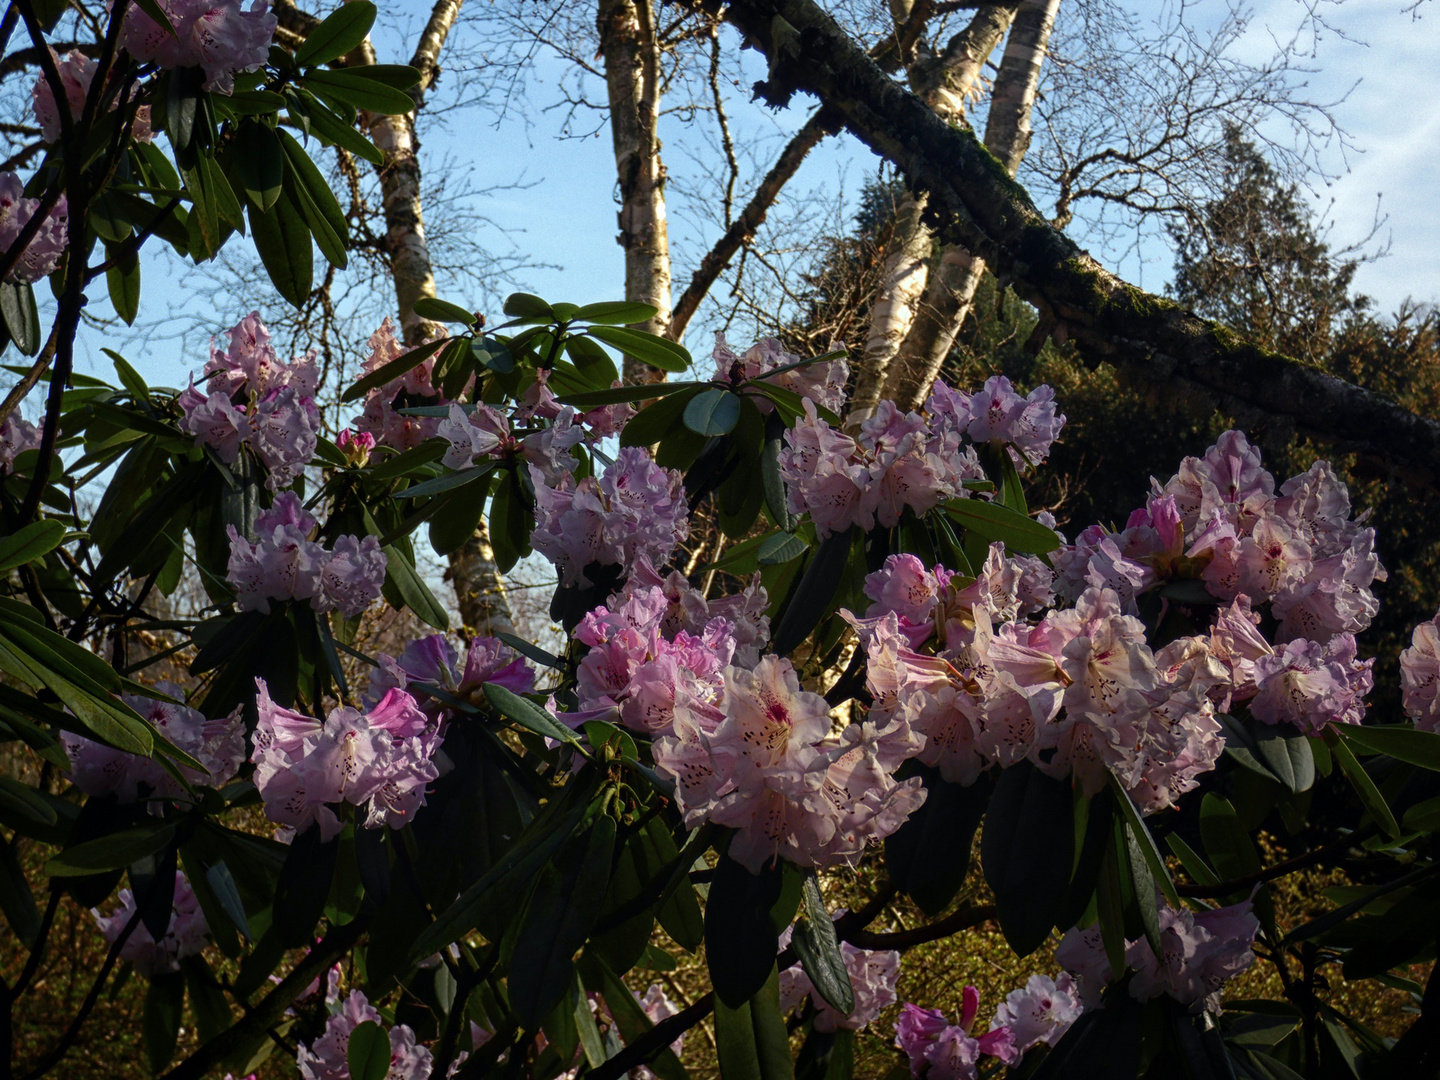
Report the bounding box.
[598,0,673,382]
[846,2,1017,426]
[882,0,1060,410]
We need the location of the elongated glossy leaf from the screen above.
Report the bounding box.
[1199,794,1262,891]
[791,871,853,1015]
[235,120,284,210]
[1329,733,1401,838]
[413,296,479,325]
[272,823,338,946]
[1253,724,1315,793]
[770,527,854,655]
[573,300,659,324]
[0,839,40,945]
[589,959,689,1080]
[398,463,491,500]
[343,337,448,402]
[761,412,798,531]
[714,965,795,1080]
[105,249,141,325]
[706,854,802,1009]
[47,822,177,876]
[758,532,808,566]
[945,497,1061,555]
[1111,778,1180,906]
[483,682,580,746]
[248,190,312,308]
[144,972,185,1072]
[0,520,65,573]
[586,325,691,373]
[1338,725,1440,771]
[381,542,447,629]
[621,387,703,447]
[296,0,376,66]
[510,816,616,1028]
[301,93,384,164]
[306,68,416,114]
[560,380,702,409]
[683,388,741,436]
[278,130,349,269]
[982,762,1073,956]
[887,766,992,915]
[0,282,40,356]
[347,1021,390,1080]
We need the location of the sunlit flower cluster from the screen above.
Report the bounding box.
[119,0,278,95]
[226,492,386,617]
[0,172,67,284]
[712,333,849,416]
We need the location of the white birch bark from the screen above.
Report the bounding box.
[883,0,1060,410]
[598,0,673,383]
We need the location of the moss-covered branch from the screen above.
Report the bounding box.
[698,0,1440,478]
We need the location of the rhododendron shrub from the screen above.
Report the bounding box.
[2,30,1439,1074]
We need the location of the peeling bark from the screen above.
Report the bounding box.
[701,0,1440,481]
[599,0,673,383]
[883,0,1056,409]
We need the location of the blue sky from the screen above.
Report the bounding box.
[45,0,1440,394]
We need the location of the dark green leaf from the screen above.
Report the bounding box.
[144,973,185,1073]
[573,300,659,324]
[706,854,801,1009]
[503,292,552,318]
[770,528,853,655]
[399,462,492,500]
[428,481,488,557]
[0,282,40,356]
[758,533,808,566]
[761,411,798,531]
[46,822,177,877]
[278,129,349,269]
[1253,725,1315,794]
[683,388,742,436]
[1338,724,1440,771]
[1329,732,1401,839]
[306,68,416,114]
[588,958,689,1080]
[981,762,1073,956]
[105,248,141,326]
[791,871,853,1015]
[510,816,616,1028]
[413,296,479,326]
[300,94,384,164]
[586,325,691,373]
[1110,778,1180,906]
[235,120,284,211]
[483,682,581,747]
[560,381,702,409]
[944,497,1061,556]
[296,0,376,66]
[0,839,40,945]
[272,823,338,946]
[247,190,312,308]
[714,965,795,1080]
[1199,793,1262,892]
[347,1021,391,1080]
[621,387,703,447]
[886,766,991,916]
[381,541,449,629]
[0,520,65,573]
[0,776,58,829]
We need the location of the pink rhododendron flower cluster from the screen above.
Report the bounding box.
[893,985,1023,1079]
[991,973,1085,1058]
[64,681,244,803]
[352,319,457,452]
[32,48,152,143]
[515,365,636,439]
[653,655,926,871]
[296,985,433,1080]
[0,172,67,283]
[118,0,278,95]
[366,632,535,717]
[182,313,321,490]
[1401,611,1440,731]
[226,493,386,617]
[92,871,210,978]
[1249,635,1372,734]
[778,395,986,538]
[778,917,899,1031]
[530,447,689,587]
[436,400,585,484]
[926,375,1067,467]
[0,411,41,473]
[711,333,849,415]
[251,678,441,841]
[850,582,1225,814]
[1057,896,1259,1013]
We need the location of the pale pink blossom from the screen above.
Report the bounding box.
[120,0,278,95]
[0,412,41,473]
[352,319,450,451]
[529,447,689,586]
[251,387,320,491]
[314,534,387,618]
[296,988,433,1080]
[32,48,152,144]
[1161,429,1275,534]
[1250,634,1372,733]
[367,633,535,714]
[712,333,849,415]
[92,871,210,978]
[437,402,507,470]
[1401,611,1440,731]
[991,973,1083,1057]
[180,384,251,463]
[0,172,67,283]
[1126,899,1259,1013]
[928,374,1066,466]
